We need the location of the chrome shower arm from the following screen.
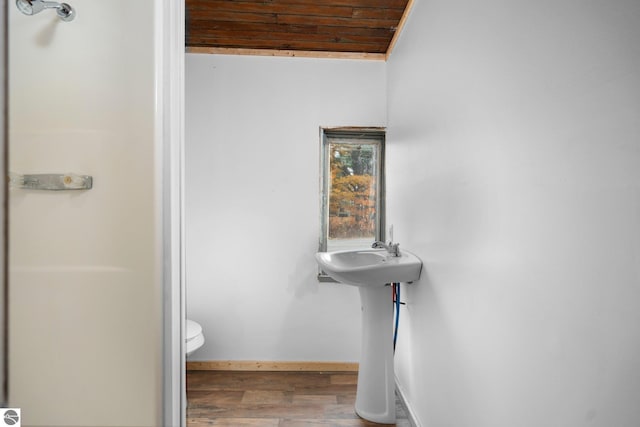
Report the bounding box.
[16,0,75,22]
[40,1,62,10]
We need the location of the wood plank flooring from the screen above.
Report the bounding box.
[187,370,411,426]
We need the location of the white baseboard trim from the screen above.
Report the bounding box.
[395,376,421,427]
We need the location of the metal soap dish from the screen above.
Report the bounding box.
[9,172,93,191]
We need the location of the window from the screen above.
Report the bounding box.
[319,128,385,258]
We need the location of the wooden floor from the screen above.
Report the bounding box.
[186,370,411,427]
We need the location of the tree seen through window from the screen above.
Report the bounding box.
[328,143,378,239]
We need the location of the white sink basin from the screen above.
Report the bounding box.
[315,248,422,287]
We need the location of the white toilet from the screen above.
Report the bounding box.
[185,319,205,357]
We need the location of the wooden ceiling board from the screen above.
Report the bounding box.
[186,0,412,58]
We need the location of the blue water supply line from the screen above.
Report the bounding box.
[393,282,401,352]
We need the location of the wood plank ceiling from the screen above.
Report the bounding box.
[186,0,412,59]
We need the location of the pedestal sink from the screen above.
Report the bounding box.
[315,248,422,424]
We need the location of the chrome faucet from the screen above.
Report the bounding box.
[372,240,400,257]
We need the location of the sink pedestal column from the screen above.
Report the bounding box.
[355,285,395,424]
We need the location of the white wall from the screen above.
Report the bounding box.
[9,1,161,425]
[185,54,386,362]
[387,0,640,426]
